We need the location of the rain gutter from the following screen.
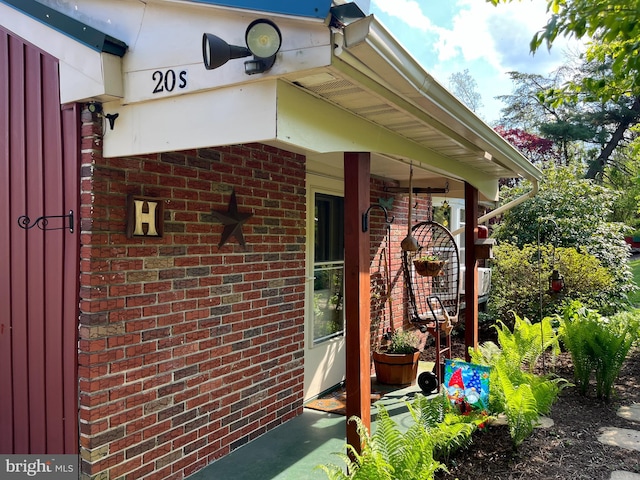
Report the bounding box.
[332,14,542,232]
[451,179,539,237]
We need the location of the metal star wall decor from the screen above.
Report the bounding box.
[210,189,253,248]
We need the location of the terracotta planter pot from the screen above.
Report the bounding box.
[373,350,420,385]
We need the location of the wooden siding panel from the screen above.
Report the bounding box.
[0,25,79,455]
[25,42,47,455]
[43,52,66,453]
[8,32,30,455]
[0,27,13,455]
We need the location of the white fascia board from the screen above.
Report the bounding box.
[337,15,542,184]
[277,81,499,200]
[59,52,123,103]
[0,1,123,103]
[119,2,331,104]
[102,80,277,158]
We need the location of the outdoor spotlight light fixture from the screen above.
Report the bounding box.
[202,19,282,75]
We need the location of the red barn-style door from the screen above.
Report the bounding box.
[0,26,80,454]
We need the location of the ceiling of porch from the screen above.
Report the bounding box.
[281,14,541,201]
[285,68,505,199]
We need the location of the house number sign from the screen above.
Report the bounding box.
[126,195,164,238]
[152,69,187,94]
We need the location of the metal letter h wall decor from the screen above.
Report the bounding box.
[126,195,164,238]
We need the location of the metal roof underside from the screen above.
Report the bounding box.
[292,71,512,179]
[282,14,541,199]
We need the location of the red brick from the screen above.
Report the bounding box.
[78,140,311,480]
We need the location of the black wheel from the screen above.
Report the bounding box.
[418,371,439,395]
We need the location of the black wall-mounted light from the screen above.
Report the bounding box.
[87,101,119,130]
[202,19,282,75]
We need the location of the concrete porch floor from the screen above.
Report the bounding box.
[188,380,425,480]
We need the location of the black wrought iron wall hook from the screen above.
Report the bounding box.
[17,210,74,233]
[362,203,394,232]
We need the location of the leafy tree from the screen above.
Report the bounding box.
[487,0,640,85]
[607,127,640,228]
[488,1,640,179]
[494,163,615,247]
[496,70,588,163]
[494,125,562,167]
[491,163,633,314]
[558,51,640,179]
[497,72,555,132]
[449,69,483,113]
[497,56,640,175]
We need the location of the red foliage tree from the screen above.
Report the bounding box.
[495,126,562,166]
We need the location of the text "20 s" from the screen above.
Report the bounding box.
[152,69,187,94]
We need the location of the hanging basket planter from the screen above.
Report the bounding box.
[413,258,446,277]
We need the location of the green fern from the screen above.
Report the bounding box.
[469,340,502,365]
[558,301,599,395]
[494,315,560,373]
[592,311,639,401]
[559,302,639,402]
[317,405,443,480]
[317,393,491,479]
[494,360,539,446]
[470,313,568,447]
[408,393,488,462]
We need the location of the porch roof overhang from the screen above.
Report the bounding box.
[277,14,542,201]
[1,0,542,200]
[0,0,126,104]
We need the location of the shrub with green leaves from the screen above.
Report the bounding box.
[491,163,634,317]
[317,393,488,479]
[470,314,569,447]
[488,242,620,325]
[558,301,640,402]
[493,163,630,276]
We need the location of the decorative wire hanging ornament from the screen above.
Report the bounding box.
[441,191,450,227]
[537,218,562,374]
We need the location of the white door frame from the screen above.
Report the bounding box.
[303,171,346,401]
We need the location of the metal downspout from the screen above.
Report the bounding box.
[451,179,539,237]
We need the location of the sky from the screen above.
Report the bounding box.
[368,0,584,125]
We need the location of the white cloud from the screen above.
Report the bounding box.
[371,0,584,121]
[372,0,580,73]
[371,0,442,34]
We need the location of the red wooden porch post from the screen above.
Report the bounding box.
[464,182,479,360]
[344,152,371,454]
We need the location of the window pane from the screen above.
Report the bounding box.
[312,263,344,344]
[314,194,344,262]
[313,192,344,345]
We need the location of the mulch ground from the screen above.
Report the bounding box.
[422,336,640,479]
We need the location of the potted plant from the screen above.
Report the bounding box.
[413,253,446,277]
[373,329,421,385]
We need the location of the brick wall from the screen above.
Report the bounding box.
[369,176,432,351]
[78,109,307,479]
[76,105,437,478]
